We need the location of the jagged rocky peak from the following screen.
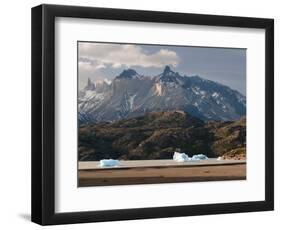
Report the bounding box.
[157,65,180,83]
[94,79,111,93]
[163,65,173,74]
[115,68,141,80]
[84,78,96,91]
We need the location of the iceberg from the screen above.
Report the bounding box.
[191,154,208,161]
[99,159,120,167]
[173,152,209,162]
[173,152,189,162]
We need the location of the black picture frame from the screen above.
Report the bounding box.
[31,4,274,225]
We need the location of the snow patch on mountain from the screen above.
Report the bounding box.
[212,92,219,98]
[129,94,137,110]
[103,78,112,85]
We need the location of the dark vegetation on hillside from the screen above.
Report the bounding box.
[79,111,246,161]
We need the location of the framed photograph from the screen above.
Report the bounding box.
[31,4,274,225]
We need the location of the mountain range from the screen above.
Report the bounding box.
[78,66,246,124]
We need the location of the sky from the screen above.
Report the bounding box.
[78,42,246,95]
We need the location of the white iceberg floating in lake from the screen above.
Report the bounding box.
[99,159,120,167]
[173,152,189,162]
[173,152,209,162]
[191,154,208,161]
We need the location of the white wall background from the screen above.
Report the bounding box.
[0,0,279,229]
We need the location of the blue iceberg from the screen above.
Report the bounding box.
[99,159,120,167]
[191,154,208,161]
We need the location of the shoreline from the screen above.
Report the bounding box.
[79,159,246,170]
[78,159,246,187]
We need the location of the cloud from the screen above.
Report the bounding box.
[78,57,106,70]
[78,43,180,71]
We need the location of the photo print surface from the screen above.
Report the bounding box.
[77,41,246,187]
